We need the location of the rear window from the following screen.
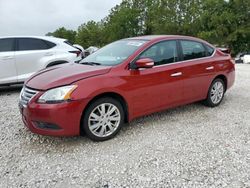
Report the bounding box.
[18,38,51,51]
[0,38,15,52]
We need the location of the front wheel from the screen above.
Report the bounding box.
[203,78,225,107]
[82,97,124,141]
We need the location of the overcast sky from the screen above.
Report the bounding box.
[0,0,122,36]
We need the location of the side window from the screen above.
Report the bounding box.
[206,45,215,56]
[180,40,206,60]
[18,38,50,51]
[0,38,15,52]
[139,40,178,66]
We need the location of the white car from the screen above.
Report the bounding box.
[0,36,83,85]
[85,46,99,56]
[242,54,250,64]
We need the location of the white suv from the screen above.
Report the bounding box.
[0,36,83,85]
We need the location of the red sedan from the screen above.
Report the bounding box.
[19,35,235,141]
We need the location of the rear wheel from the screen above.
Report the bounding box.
[204,78,225,107]
[82,97,124,141]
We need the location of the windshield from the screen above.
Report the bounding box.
[80,40,146,66]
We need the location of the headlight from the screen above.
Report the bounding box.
[38,85,77,103]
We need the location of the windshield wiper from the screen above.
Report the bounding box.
[81,62,101,66]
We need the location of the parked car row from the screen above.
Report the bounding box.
[18,35,235,141]
[0,34,235,141]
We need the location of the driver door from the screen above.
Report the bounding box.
[126,40,184,117]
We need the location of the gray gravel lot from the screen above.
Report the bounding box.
[0,64,250,188]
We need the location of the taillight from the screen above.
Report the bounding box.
[69,50,81,57]
[230,59,235,64]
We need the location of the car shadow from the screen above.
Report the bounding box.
[0,85,23,95]
[23,102,207,149]
[21,95,230,152]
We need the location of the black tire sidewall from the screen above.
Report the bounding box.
[206,78,225,107]
[82,97,124,141]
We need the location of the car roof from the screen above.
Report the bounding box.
[125,35,214,48]
[0,36,66,43]
[127,35,205,42]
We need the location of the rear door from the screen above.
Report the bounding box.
[0,38,17,84]
[15,38,55,82]
[179,40,216,103]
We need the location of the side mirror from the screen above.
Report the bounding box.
[135,58,154,69]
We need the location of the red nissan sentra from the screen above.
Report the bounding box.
[19,35,235,141]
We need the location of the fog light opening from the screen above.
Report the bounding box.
[34,121,62,130]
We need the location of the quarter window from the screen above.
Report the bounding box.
[0,38,15,52]
[206,45,215,56]
[139,40,178,66]
[44,40,56,48]
[180,40,206,60]
[18,38,50,51]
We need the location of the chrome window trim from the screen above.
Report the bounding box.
[129,39,216,70]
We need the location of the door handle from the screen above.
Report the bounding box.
[2,56,14,60]
[206,66,214,70]
[171,72,182,77]
[44,52,54,56]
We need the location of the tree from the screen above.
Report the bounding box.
[149,0,202,35]
[46,0,250,55]
[75,21,104,48]
[227,0,250,54]
[197,0,250,54]
[46,27,77,44]
[102,1,142,43]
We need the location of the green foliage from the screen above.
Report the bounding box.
[102,1,143,43]
[47,0,250,55]
[46,27,76,44]
[75,21,104,48]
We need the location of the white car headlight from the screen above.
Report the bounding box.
[38,85,77,103]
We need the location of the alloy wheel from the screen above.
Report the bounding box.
[210,81,224,104]
[88,103,121,138]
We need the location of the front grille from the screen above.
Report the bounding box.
[20,87,38,107]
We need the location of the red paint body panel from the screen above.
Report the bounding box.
[20,35,235,136]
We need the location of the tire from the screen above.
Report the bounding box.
[82,97,124,141]
[203,78,225,107]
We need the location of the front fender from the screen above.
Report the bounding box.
[71,74,132,119]
[71,75,129,101]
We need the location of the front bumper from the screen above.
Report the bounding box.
[19,98,88,137]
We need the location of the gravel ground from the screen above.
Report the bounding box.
[0,64,250,188]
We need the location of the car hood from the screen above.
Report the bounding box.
[25,63,111,90]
